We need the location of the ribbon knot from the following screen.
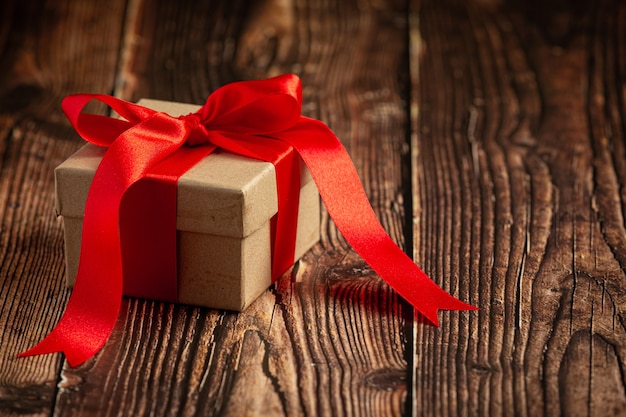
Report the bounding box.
[20,74,476,367]
[180,112,211,147]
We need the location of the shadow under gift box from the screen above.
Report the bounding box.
[55,99,320,311]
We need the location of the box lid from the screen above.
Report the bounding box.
[55,99,311,238]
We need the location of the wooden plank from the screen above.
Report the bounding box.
[52,0,414,415]
[0,1,128,416]
[410,0,626,415]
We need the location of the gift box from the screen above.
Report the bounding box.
[55,99,320,311]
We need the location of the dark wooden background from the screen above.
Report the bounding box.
[1,0,625,416]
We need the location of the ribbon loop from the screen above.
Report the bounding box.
[20,74,476,367]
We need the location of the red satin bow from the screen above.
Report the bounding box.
[20,74,476,367]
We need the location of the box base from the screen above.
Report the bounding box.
[63,180,320,311]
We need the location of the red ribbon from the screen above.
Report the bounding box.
[20,74,476,367]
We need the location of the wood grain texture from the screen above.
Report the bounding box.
[411,0,626,416]
[0,1,127,416]
[51,0,413,416]
[4,0,622,415]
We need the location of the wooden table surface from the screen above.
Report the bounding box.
[1,0,625,416]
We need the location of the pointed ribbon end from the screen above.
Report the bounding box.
[18,331,96,368]
[416,294,479,327]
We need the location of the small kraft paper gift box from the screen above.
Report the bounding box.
[55,99,320,311]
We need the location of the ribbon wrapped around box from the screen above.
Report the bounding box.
[20,74,476,367]
[57,99,321,310]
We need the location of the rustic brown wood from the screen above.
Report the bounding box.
[0,1,127,416]
[2,0,625,415]
[411,0,626,416]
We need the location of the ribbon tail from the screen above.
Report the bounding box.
[365,238,477,325]
[282,118,477,325]
[18,282,122,367]
[19,150,127,366]
[20,112,190,366]
[19,165,125,366]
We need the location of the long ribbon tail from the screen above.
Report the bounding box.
[19,112,190,366]
[19,149,127,367]
[283,117,477,325]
